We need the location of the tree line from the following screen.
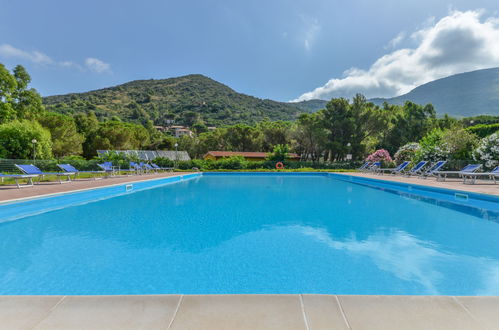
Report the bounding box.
[0,64,498,163]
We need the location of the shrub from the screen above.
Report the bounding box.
[415,129,448,162]
[466,123,499,138]
[0,120,52,159]
[440,129,478,160]
[366,149,392,165]
[394,143,420,163]
[473,132,499,169]
[266,144,290,162]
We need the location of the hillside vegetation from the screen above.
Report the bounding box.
[43,74,311,126]
[371,67,499,117]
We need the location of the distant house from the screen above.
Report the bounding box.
[203,151,300,161]
[165,126,194,138]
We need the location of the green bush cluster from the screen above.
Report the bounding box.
[465,123,499,138]
[153,155,362,171]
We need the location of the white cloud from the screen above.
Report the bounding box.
[0,44,53,64]
[0,44,111,74]
[85,57,111,73]
[301,16,321,52]
[385,31,406,49]
[292,10,499,101]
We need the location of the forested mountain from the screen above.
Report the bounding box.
[43,74,311,126]
[371,67,499,117]
[291,99,328,112]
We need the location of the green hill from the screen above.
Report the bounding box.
[43,74,309,126]
[290,99,328,112]
[371,67,499,117]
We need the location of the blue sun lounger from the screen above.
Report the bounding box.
[129,162,144,175]
[404,161,428,176]
[98,162,115,174]
[358,162,371,171]
[460,166,499,184]
[377,161,411,175]
[419,161,447,179]
[57,164,105,180]
[15,164,74,184]
[142,163,156,174]
[434,164,482,183]
[0,173,39,188]
[368,162,381,172]
[151,163,173,172]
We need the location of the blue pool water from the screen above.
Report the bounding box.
[0,173,498,295]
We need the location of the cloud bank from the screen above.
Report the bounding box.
[0,44,111,74]
[293,10,499,101]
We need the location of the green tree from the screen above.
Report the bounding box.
[292,113,326,161]
[257,120,291,151]
[0,63,17,123]
[0,120,52,159]
[38,112,85,157]
[74,111,100,158]
[0,64,45,123]
[381,101,436,154]
[88,120,151,153]
[266,144,290,162]
[223,124,262,151]
[322,98,354,161]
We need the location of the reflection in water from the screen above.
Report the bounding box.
[297,225,499,295]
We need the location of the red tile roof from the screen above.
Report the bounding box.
[204,151,300,159]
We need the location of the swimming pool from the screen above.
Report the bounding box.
[0,173,498,295]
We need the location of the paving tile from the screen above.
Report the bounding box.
[33,295,181,330]
[340,172,499,196]
[338,295,480,330]
[301,295,349,330]
[0,295,63,330]
[456,296,499,330]
[169,294,307,330]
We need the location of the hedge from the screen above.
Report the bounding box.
[465,123,499,138]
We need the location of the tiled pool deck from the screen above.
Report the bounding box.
[340,172,499,196]
[0,172,195,203]
[1,171,498,329]
[3,294,499,329]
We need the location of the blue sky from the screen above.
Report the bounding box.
[1,0,499,101]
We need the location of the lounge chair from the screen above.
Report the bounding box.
[377,161,411,175]
[358,162,371,171]
[98,162,116,176]
[368,161,381,172]
[404,161,428,176]
[419,161,447,179]
[0,173,39,188]
[15,164,74,184]
[151,163,173,172]
[142,163,156,174]
[57,164,105,180]
[130,162,144,175]
[460,166,499,184]
[434,164,482,183]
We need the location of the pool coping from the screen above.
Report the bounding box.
[2,294,498,329]
[0,172,199,205]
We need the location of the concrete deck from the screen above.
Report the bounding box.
[339,172,499,196]
[2,294,498,330]
[0,172,194,203]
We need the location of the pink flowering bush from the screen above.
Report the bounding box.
[366,149,393,164]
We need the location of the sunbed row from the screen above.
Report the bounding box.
[358,161,499,184]
[0,162,173,188]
